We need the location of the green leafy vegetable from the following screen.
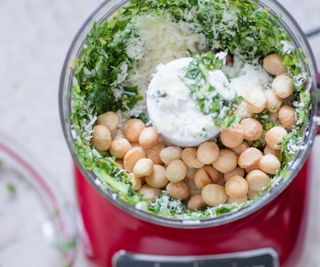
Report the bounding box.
[74,15,142,115]
[215,206,233,215]
[5,182,17,197]
[181,52,241,128]
[253,109,277,131]
[58,236,77,252]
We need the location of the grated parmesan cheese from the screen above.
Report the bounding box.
[125,14,208,99]
[121,14,209,123]
[280,40,295,54]
[226,57,273,98]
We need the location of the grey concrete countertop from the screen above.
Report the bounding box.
[0,0,319,266]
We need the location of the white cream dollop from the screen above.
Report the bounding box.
[228,61,272,98]
[224,57,273,119]
[147,58,220,147]
[208,70,235,100]
[146,56,273,147]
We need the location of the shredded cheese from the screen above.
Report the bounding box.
[126,14,207,97]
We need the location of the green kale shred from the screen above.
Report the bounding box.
[181,52,241,128]
[74,17,140,114]
[253,109,277,131]
[215,206,232,215]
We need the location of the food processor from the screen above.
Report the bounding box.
[59,0,320,266]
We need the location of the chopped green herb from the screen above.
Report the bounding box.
[131,112,149,124]
[58,236,77,252]
[248,139,265,150]
[5,182,17,197]
[215,206,232,215]
[181,52,241,128]
[253,109,277,131]
[63,261,73,267]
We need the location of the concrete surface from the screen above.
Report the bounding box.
[0,0,319,266]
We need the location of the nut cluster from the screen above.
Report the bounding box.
[90,53,296,211]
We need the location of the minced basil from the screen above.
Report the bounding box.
[181,51,243,128]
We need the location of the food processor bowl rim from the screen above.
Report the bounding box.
[59,0,319,229]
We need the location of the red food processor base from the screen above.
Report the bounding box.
[75,160,310,267]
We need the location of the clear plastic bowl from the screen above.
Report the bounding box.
[0,132,76,266]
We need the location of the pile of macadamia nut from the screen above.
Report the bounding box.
[91,53,297,211]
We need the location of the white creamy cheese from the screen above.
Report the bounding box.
[208,70,235,100]
[147,55,273,146]
[224,57,273,119]
[237,101,252,119]
[229,62,272,98]
[147,58,220,147]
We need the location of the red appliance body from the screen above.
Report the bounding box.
[75,159,311,267]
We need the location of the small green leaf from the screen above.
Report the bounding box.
[57,236,77,252]
[5,182,17,197]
